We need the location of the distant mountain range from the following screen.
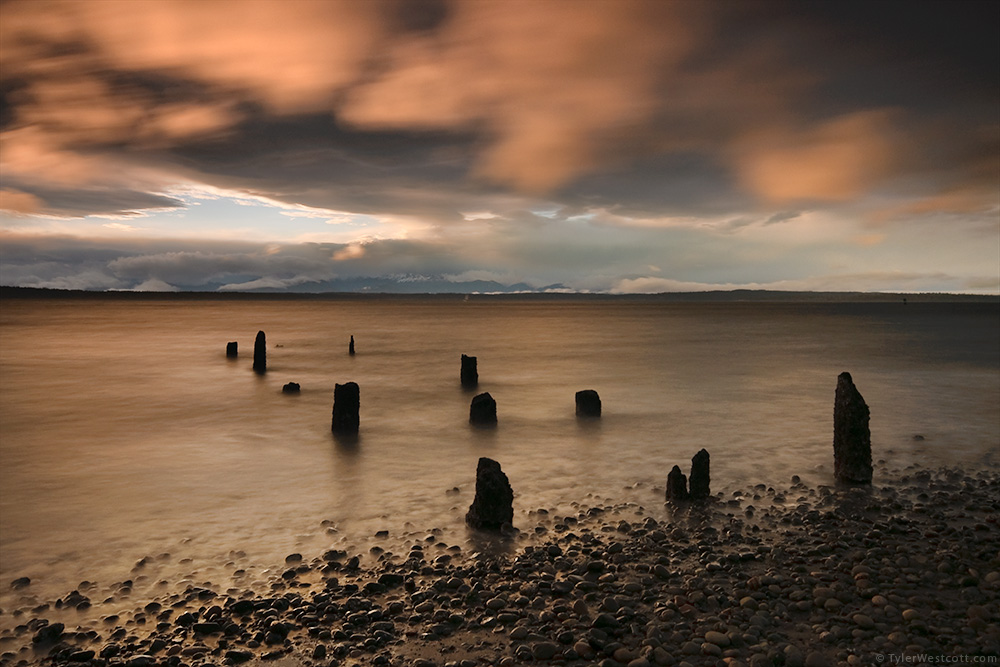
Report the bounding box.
[2,285,996,303]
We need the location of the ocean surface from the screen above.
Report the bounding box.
[1,295,998,618]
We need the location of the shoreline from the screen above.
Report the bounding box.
[2,463,998,666]
[3,285,999,303]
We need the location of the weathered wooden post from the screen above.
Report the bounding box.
[253,331,266,374]
[465,457,514,530]
[461,354,478,387]
[331,382,360,434]
[833,372,872,484]
[469,392,497,425]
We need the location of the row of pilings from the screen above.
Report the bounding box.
[227,333,873,531]
[466,369,871,530]
[227,333,603,434]
[225,332,267,373]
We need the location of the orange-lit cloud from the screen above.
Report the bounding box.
[1,0,990,206]
[1,127,111,187]
[868,186,1000,226]
[1,0,383,112]
[735,111,899,203]
[339,0,698,191]
[0,0,709,194]
[853,233,886,247]
[332,243,366,261]
[0,189,42,215]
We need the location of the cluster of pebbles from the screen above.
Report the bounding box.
[2,464,998,667]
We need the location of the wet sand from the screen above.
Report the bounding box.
[2,462,998,667]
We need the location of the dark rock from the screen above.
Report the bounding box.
[666,465,689,501]
[331,382,361,434]
[175,612,197,626]
[378,573,405,587]
[532,642,560,660]
[689,448,710,500]
[226,341,238,358]
[281,382,300,394]
[469,392,497,425]
[67,649,95,662]
[10,577,30,589]
[231,600,255,616]
[60,590,89,607]
[253,331,266,374]
[349,335,355,356]
[575,389,602,417]
[225,650,254,664]
[465,457,514,530]
[32,622,64,644]
[194,622,223,634]
[461,354,478,387]
[594,613,619,628]
[833,372,873,484]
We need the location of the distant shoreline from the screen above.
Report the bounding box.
[2,285,997,303]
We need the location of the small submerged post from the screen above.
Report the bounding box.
[465,457,514,530]
[253,331,266,374]
[689,448,711,500]
[349,335,355,356]
[469,392,497,426]
[331,382,360,434]
[226,341,238,358]
[575,389,601,417]
[833,372,872,484]
[461,354,478,388]
[666,465,689,502]
[282,382,300,394]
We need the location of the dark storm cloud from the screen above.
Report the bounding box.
[765,211,801,226]
[2,0,995,216]
[169,111,483,221]
[2,180,184,217]
[0,232,490,291]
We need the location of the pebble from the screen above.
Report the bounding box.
[853,614,875,629]
[702,642,723,656]
[805,651,832,667]
[532,642,560,660]
[705,630,730,647]
[8,467,999,667]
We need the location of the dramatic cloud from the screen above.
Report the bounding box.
[734,111,899,203]
[338,0,700,192]
[0,0,997,293]
[0,189,41,215]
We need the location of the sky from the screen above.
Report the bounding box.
[1,0,997,294]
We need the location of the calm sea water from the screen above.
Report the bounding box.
[1,296,998,614]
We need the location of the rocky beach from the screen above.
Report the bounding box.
[2,461,998,667]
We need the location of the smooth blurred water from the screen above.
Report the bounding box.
[1,296,997,611]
